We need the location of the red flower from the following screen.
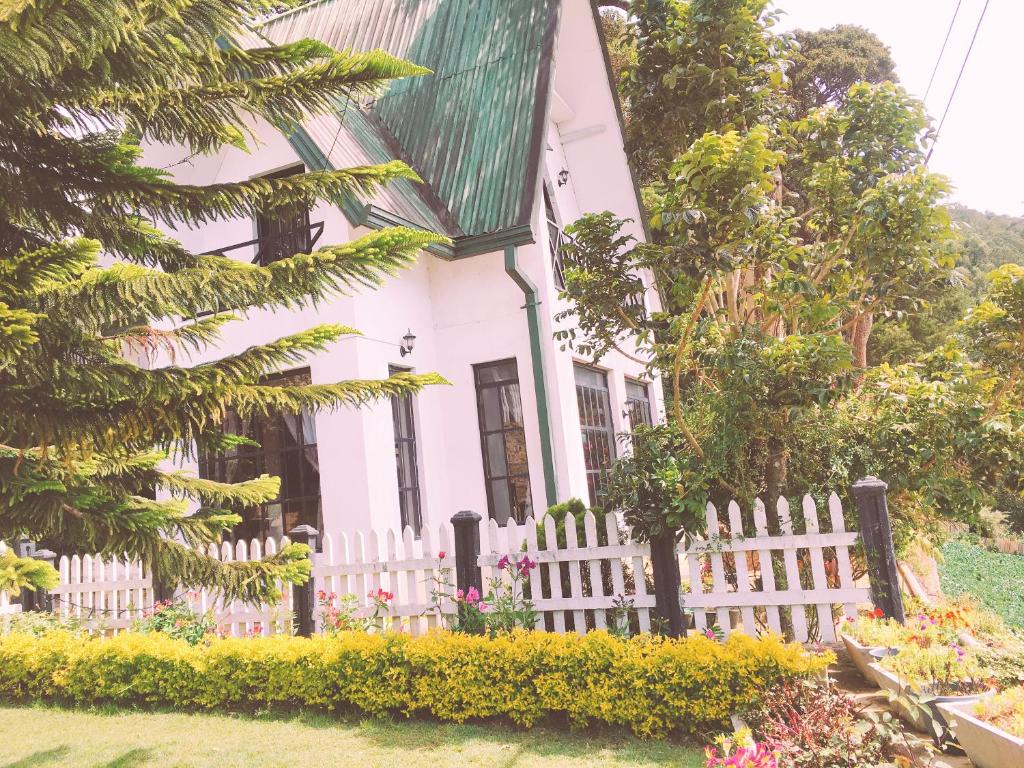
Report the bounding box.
[438,551,446,560]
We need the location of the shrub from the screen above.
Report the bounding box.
[0,629,832,737]
[974,686,1024,738]
[744,680,893,768]
[133,599,216,646]
[839,612,909,648]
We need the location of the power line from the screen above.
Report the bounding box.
[927,0,992,164]
[923,0,964,101]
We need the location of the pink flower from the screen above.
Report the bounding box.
[466,586,481,604]
[497,555,510,570]
[455,589,465,601]
[438,551,446,560]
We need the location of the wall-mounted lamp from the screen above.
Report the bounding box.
[399,328,416,357]
[557,168,569,187]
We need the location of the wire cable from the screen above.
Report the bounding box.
[923,0,964,101]
[927,0,992,164]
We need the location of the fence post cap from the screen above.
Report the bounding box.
[451,510,482,525]
[852,476,888,492]
[287,525,320,545]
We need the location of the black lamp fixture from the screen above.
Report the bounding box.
[557,168,569,187]
[399,328,416,357]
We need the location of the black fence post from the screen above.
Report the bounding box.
[851,477,905,624]
[450,510,483,595]
[32,548,56,612]
[650,531,685,638]
[288,524,319,637]
[15,537,37,611]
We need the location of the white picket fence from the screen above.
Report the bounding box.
[13,493,870,643]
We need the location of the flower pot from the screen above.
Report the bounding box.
[841,633,884,684]
[868,662,931,732]
[869,663,993,740]
[936,700,1024,768]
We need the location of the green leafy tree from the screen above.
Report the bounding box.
[788,25,897,115]
[0,0,446,602]
[620,0,792,186]
[558,79,950,528]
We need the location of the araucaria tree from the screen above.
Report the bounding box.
[560,0,951,533]
[0,0,445,600]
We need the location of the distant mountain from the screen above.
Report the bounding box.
[869,205,1024,366]
[949,205,1024,295]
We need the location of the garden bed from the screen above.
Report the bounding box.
[937,699,1024,768]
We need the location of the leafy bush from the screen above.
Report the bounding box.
[0,630,831,737]
[0,611,83,637]
[839,611,910,648]
[0,550,58,597]
[974,686,1024,738]
[744,680,893,768]
[133,599,215,646]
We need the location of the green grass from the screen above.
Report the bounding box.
[0,705,705,768]
[939,539,1024,629]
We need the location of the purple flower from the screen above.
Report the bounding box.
[497,555,510,570]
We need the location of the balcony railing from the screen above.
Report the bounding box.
[194,222,325,317]
[205,221,325,266]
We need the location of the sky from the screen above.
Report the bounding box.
[775,0,1020,217]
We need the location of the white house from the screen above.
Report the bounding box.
[142,0,663,544]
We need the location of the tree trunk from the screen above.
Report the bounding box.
[851,311,874,369]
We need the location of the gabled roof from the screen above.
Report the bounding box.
[259,0,561,258]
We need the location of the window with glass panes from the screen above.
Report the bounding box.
[474,359,533,524]
[573,364,616,507]
[255,165,312,266]
[198,369,321,543]
[545,183,569,290]
[625,378,653,429]
[389,365,423,536]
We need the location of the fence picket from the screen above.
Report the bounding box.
[524,517,544,629]
[803,496,837,642]
[753,500,783,635]
[543,513,566,633]
[563,512,586,634]
[583,511,607,630]
[727,501,756,633]
[705,503,732,636]
[828,493,858,622]
[777,498,809,642]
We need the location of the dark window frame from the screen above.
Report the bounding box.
[198,368,323,546]
[389,364,423,536]
[473,359,533,524]
[254,164,312,266]
[544,183,569,291]
[573,364,617,507]
[625,378,654,430]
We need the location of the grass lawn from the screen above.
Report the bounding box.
[939,539,1024,629]
[0,705,705,768]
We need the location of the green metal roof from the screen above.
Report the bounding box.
[260,0,560,253]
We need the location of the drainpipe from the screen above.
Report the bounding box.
[504,246,558,508]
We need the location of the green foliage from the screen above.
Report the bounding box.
[788,25,897,115]
[0,0,449,601]
[0,550,59,597]
[620,0,792,186]
[604,425,706,541]
[133,599,217,646]
[939,540,1024,629]
[0,629,831,737]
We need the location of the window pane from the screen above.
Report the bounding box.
[509,475,533,522]
[479,387,503,431]
[475,361,517,384]
[489,479,512,526]
[501,383,524,428]
[485,432,509,477]
[504,431,529,477]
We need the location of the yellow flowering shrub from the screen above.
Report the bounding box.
[0,629,832,737]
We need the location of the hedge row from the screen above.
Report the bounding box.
[0,630,832,737]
